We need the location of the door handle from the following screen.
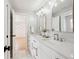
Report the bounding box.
[6,35,16,38]
[11,35,16,37]
[4,46,11,52]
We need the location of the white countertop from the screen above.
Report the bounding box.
[29,34,74,59]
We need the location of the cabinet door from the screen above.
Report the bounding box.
[38,43,52,59]
[39,43,66,59]
[29,37,39,59]
[38,48,51,59]
[31,47,38,59]
[32,42,39,59]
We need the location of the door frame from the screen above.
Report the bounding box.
[10,10,13,59]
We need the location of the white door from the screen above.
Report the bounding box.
[4,0,11,59]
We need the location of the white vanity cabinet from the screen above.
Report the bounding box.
[29,35,67,59]
[38,42,66,59]
[29,36,39,59]
[38,43,52,59]
[29,36,51,59]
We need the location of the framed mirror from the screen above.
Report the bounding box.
[52,10,74,33]
[63,15,73,32]
[60,11,74,33]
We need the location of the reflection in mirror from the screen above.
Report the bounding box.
[51,0,74,33]
[65,15,74,32]
[60,12,74,33]
[52,10,74,33]
[39,15,46,32]
[36,0,74,33]
[52,16,59,32]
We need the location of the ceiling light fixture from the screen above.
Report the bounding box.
[49,1,53,6]
[54,3,57,7]
[61,0,64,2]
[49,1,52,5]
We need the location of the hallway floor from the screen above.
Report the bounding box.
[14,50,33,59]
[13,37,33,59]
[14,50,32,59]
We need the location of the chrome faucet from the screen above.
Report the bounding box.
[54,34,59,40]
[54,34,64,42]
[60,35,65,42]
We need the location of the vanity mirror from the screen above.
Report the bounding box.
[61,14,74,32]
[36,0,74,33]
[51,0,74,33]
[52,10,74,33]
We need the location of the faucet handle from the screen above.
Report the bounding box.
[60,37,64,42]
[54,34,59,41]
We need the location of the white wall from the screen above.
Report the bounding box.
[13,13,26,37]
[13,12,38,35]
[26,13,37,33]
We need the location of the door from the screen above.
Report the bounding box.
[12,13,28,59]
[4,1,12,59]
[4,8,28,59]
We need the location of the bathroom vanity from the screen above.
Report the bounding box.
[4,0,74,59]
[28,33,74,59]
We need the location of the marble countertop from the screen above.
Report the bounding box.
[29,34,74,59]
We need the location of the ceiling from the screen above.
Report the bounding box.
[36,0,73,16]
[9,0,49,13]
[52,0,73,15]
[9,0,73,14]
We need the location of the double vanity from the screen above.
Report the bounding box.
[28,32,74,59]
[28,2,74,59]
